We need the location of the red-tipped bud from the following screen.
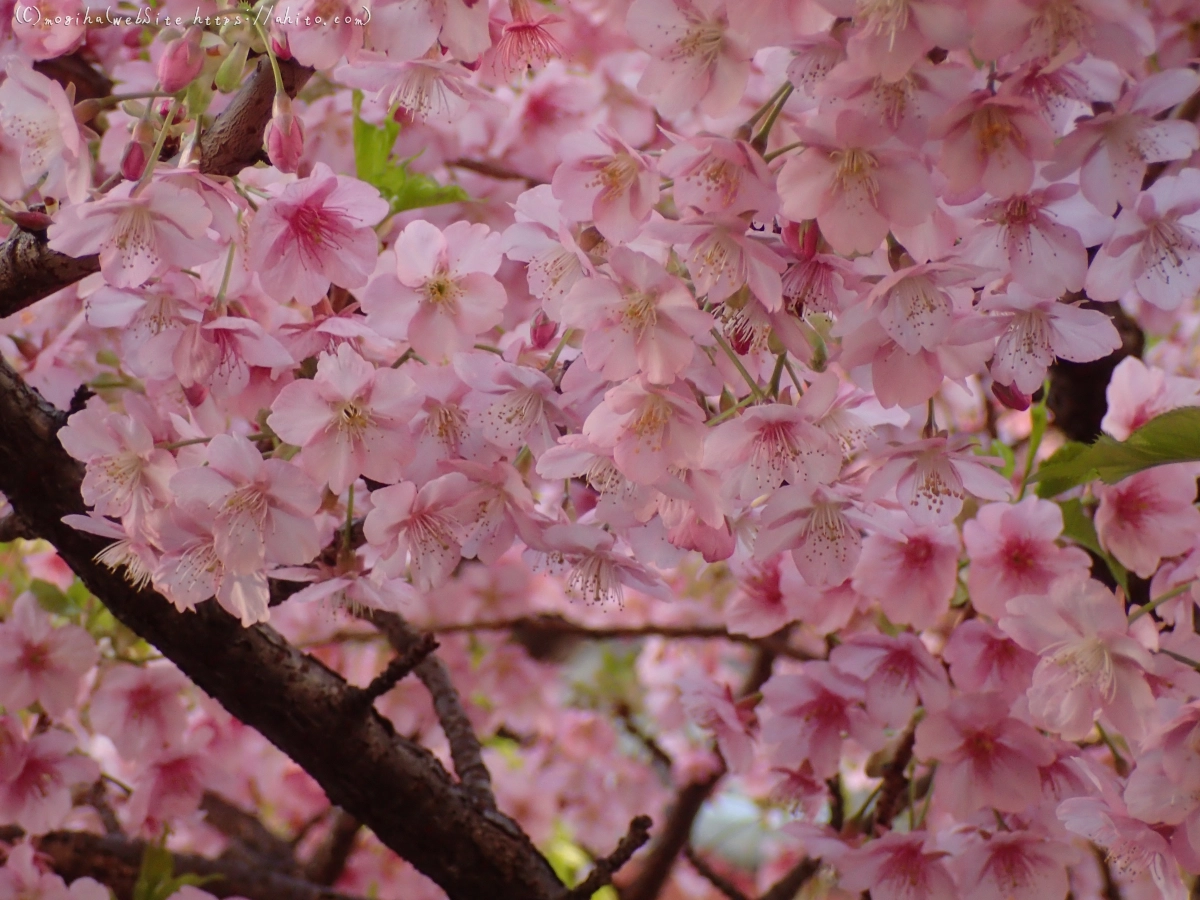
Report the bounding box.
[7,209,54,230]
[530,310,558,349]
[265,93,305,174]
[991,381,1032,411]
[158,26,205,93]
[781,219,819,259]
[120,121,155,181]
[271,33,292,60]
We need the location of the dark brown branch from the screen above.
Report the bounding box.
[0,358,566,900]
[446,158,545,186]
[868,728,916,834]
[0,511,35,543]
[0,827,361,900]
[367,611,498,814]
[758,858,820,900]
[683,845,749,900]
[566,816,652,900]
[432,614,812,660]
[34,51,114,102]
[302,809,362,887]
[0,227,99,320]
[200,792,297,872]
[346,633,438,709]
[198,57,314,177]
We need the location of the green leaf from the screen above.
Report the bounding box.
[1032,407,1200,495]
[352,91,469,214]
[133,842,221,900]
[1057,499,1128,593]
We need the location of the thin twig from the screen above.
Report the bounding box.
[346,632,439,709]
[566,816,653,899]
[683,844,749,900]
[758,858,820,900]
[302,809,362,886]
[366,611,497,813]
[446,158,544,186]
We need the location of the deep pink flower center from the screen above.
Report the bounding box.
[903,536,934,567]
[18,641,49,674]
[286,202,349,260]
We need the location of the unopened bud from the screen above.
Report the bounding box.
[121,121,155,181]
[991,380,1032,411]
[214,39,250,93]
[73,98,104,124]
[7,208,54,230]
[158,25,205,93]
[530,310,558,349]
[271,32,291,60]
[265,92,305,174]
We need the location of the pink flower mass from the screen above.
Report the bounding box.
[7,4,1200,900]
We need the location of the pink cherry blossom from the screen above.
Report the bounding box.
[981,286,1123,395]
[830,632,950,729]
[0,725,99,834]
[914,691,1054,818]
[335,51,478,124]
[267,343,418,495]
[625,0,756,119]
[169,433,323,574]
[454,351,571,456]
[364,474,475,590]
[0,592,97,717]
[362,221,507,362]
[1094,465,1200,579]
[658,134,777,217]
[952,831,1075,900]
[58,398,178,533]
[677,671,755,774]
[1001,575,1156,742]
[248,162,389,306]
[778,111,935,255]
[581,378,706,485]
[527,523,665,608]
[0,62,91,205]
[1102,356,1200,441]
[760,663,882,778]
[1046,67,1200,215]
[152,504,271,626]
[502,185,596,310]
[161,314,296,402]
[551,127,658,244]
[942,618,1038,701]
[867,435,1012,527]
[702,402,842,502]
[1059,792,1188,900]
[754,483,875,588]
[850,513,960,629]
[957,184,1114,297]
[652,214,787,308]
[48,180,219,289]
[932,92,1055,200]
[124,731,213,835]
[836,831,956,900]
[823,0,968,84]
[89,663,191,759]
[1085,170,1200,311]
[962,496,1092,620]
[560,247,712,385]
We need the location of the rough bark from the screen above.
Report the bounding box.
[0,357,566,900]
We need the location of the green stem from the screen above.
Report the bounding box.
[711,329,765,401]
[1016,387,1049,500]
[156,432,267,451]
[742,81,793,131]
[705,394,756,426]
[133,98,179,195]
[542,329,573,372]
[783,357,805,395]
[763,140,804,163]
[1159,648,1200,671]
[1128,582,1192,623]
[751,83,794,154]
[253,21,287,96]
[768,353,787,399]
[342,485,354,554]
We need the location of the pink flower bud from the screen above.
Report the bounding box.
[271,33,292,60]
[120,121,155,181]
[265,93,305,174]
[158,26,204,93]
[530,310,558,349]
[991,381,1032,411]
[7,209,54,230]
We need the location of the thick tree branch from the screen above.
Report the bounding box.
[0,358,566,900]
[0,826,361,900]
[367,611,499,814]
